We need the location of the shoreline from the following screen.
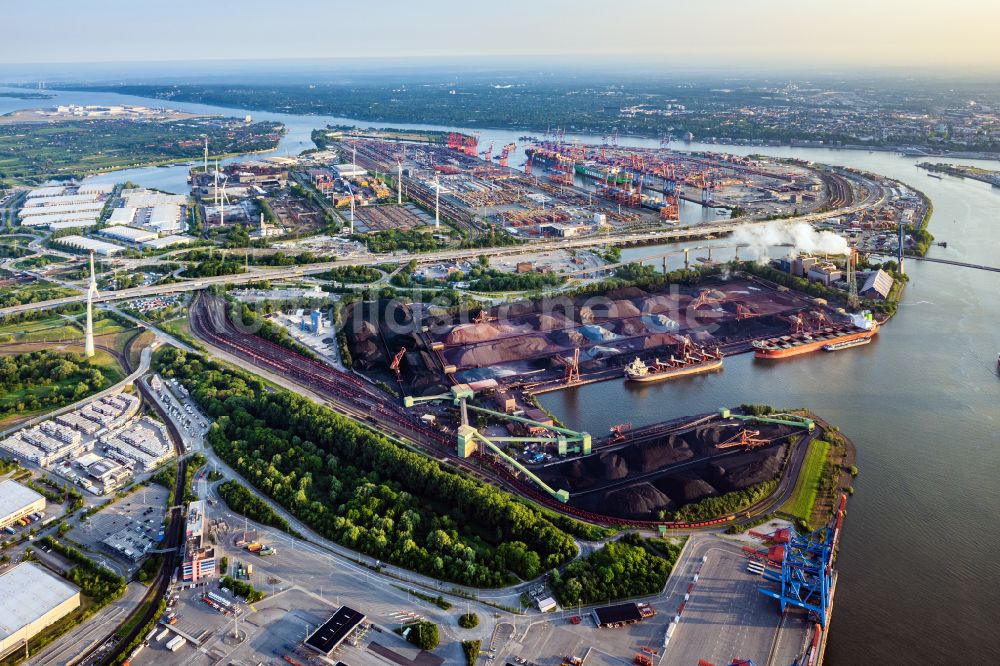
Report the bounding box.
[39,85,1000,162]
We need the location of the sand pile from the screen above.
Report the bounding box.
[643,332,678,349]
[641,294,680,314]
[457,336,553,367]
[534,312,575,331]
[553,328,587,347]
[671,476,719,502]
[446,322,514,345]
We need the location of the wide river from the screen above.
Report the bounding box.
[2,87,998,663]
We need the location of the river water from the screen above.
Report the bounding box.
[3,86,998,663]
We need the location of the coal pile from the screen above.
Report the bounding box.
[343,299,448,395]
[535,420,797,520]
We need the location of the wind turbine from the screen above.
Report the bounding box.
[85,251,98,358]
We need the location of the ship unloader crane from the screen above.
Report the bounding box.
[402,384,591,503]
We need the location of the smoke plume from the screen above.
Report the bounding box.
[732,221,850,261]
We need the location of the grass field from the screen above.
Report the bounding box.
[158,316,190,338]
[0,314,126,344]
[13,254,68,269]
[0,281,77,309]
[780,438,830,527]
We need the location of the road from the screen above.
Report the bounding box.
[0,190,884,318]
[27,583,148,666]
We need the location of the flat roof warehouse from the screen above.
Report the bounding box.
[304,606,366,655]
[0,563,81,656]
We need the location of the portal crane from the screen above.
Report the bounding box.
[473,310,496,324]
[735,303,756,321]
[389,347,407,381]
[609,422,632,443]
[561,346,581,384]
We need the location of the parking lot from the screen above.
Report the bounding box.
[148,374,210,452]
[660,547,811,666]
[68,483,168,577]
[136,586,394,666]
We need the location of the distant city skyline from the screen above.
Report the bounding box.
[3,0,1000,74]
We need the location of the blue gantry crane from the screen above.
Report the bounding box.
[758,494,847,628]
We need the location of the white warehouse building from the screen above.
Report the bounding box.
[0,563,81,656]
[0,480,46,530]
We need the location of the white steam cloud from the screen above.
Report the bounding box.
[733,222,849,261]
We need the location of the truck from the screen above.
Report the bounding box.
[165,635,186,652]
[258,545,276,556]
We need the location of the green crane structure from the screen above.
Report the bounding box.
[403,384,591,503]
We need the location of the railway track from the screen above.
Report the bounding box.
[73,333,189,666]
[186,292,799,532]
[189,293,452,449]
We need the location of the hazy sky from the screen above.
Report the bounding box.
[3,0,1000,72]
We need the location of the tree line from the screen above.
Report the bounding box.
[0,351,110,418]
[550,533,680,607]
[154,347,578,587]
[217,479,299,536]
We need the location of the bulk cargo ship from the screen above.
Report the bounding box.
[753,313,879,359]
[624,348,724,383]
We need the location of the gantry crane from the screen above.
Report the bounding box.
[402,384,591,502]
[498,142,516,167]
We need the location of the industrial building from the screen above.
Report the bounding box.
[181,500,215,583]
[120,189,187,208]
[97,225,158,244]
[53,235,124,256]
[107,207,136,225]
[304,606,367,656]
[0,563,80,657]
[333,164,367,179]
[591,602,650,628]
[861,269,894,300]
[139,234,196,251]
[0,480,46,530]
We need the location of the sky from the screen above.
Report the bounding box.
[2,0,1000,75]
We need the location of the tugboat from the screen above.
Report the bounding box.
[624,340,723,383]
